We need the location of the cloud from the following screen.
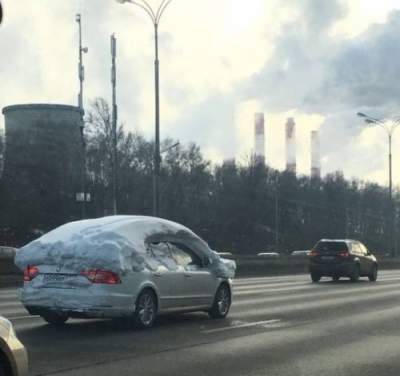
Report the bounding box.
[1,0,400,185]
[238,2,400,183]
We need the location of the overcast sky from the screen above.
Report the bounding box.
[1,0,400,186]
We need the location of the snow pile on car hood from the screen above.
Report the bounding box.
[15,216,236,279]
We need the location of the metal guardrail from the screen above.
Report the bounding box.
[0,246,17,259]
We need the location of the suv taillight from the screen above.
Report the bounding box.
[339,250,350,258]
[309,249,319,257]
[81,269,121,284]
[24,265,39,282]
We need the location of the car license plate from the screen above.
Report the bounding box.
[321,256,334,261]
[43,274,67,283]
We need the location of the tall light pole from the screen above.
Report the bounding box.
[115,0,173,217]
[357,112,400,256]
[111,34,118,215]
[76,14,88,218]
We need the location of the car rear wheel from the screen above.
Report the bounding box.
[368,265,378,282]
[311,272,321,283]
[209,284,231,319]
[41,311,68,325]
[134,289,157,329]
[350,265,360,282]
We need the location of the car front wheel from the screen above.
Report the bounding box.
[311,272,321,283]
[0,353,11,376]
[209,284,231,319]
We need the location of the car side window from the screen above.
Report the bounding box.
[148,242,178,271]
[168,242,202,271]
[359,243,368,255]
[351,243,360,255]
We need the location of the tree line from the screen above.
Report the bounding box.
[0,98,398,255]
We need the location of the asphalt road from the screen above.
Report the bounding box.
[2,270,400,376]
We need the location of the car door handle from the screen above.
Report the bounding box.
[184,273,192,278]
[153,272,162,277]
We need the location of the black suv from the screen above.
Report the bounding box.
[309,239,378,282]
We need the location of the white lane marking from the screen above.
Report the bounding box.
[202,319,283,334]
[234,276,400,295]
[9,315,40,320]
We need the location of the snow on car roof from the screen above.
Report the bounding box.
[37,215,192,244]
[15,216,236,279]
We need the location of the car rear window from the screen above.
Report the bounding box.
[315,241,348,253]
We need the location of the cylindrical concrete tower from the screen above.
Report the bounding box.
[1,104,83,240]
[254,113,265,164]
[285,117,296,173]
[311,130,321,178]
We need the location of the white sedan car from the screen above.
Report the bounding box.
[16,216,236,328]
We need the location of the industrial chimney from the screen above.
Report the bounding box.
[285,117,296,173]
[311,130,321,178]
[254,113,265,163]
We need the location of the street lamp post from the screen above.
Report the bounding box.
[76,14,88,218]
[357,112,400,256]
[116,0,173,217]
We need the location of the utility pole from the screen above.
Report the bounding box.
[388,133,395,257]
[111,34,118,215]
[357,112,400,257]
[115,0,174,217]
[76,14,88,218]
[275,192,279,252]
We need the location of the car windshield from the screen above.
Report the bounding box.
[315,241,348,254]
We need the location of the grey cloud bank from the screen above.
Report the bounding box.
[1,0,400,184]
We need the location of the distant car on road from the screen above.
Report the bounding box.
[16,216,236,328]
[290,250,311,257]
[0,316,28,376]
[257,252,280,258]
[309,239,378,283]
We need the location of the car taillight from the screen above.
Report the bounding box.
[339,250,350,258]
[24,265,39,282]
[309,249,319,257]
[81,269,121,284]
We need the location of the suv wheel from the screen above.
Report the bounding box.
[311,272,321,283]
[41,311,68,325]
[368,265,378,282]
[134,289,157,329]
[350,265,360,282]
[209,284,231,319]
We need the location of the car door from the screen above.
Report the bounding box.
[169,242,217,309]
[147,242,186,311]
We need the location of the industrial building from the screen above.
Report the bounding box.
[0,104,83,240]
[285,117,296,174]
